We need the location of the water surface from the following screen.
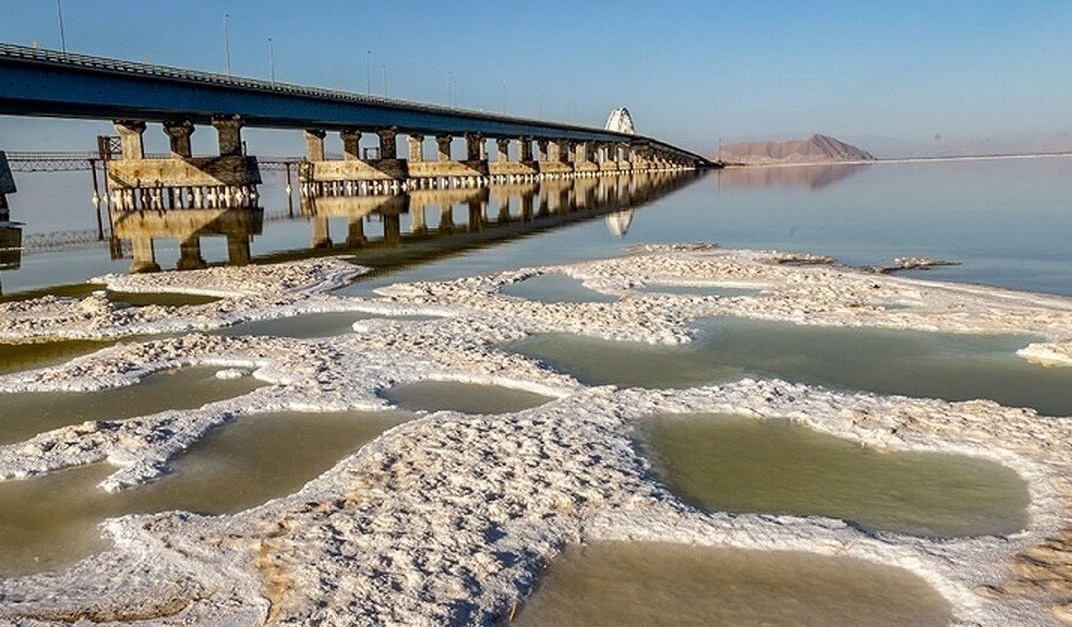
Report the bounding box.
[508,317,1072,416]
[513,541,952,627]
[381,380,553,414]
[0,366,266,444]
[641,413,1029,536]
[0,409,410,574]
[500,274,618,304]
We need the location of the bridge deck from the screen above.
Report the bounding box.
[0,44,711,165]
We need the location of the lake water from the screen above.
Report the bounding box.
[512,541,952,627]
[4,158,1072,299]
[640,413,1029,537]
[507,316,1072,417]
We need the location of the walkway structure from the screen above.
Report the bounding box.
[0,43,714,212]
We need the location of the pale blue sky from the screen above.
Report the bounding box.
[1,0,1071,155]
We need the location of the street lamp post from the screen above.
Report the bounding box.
[55,0,67,56]
[448,71,454,107]
[382,64,387,97]
[365,50,371,95]
[267,36,275,84]
[224,13,232,76]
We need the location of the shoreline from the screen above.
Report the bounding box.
[0,245,1069,624]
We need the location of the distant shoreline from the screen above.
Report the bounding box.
[720,151,1072,168]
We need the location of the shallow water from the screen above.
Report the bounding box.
[507,316,1072,416]
[107,291,221,308]
[381,380,553,414]
[0,366,266,444]
[513,541,952,627]
[0,409,410,575]
[634,283,760,298]
[0,338,115,375]
[641,413,1029,537]
[500,274,618,304]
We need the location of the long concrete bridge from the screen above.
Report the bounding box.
[0,43,714,213]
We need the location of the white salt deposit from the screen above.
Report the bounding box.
[0,245,1069,625]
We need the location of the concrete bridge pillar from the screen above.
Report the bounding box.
[212,116,244,157]
[304,129,327,162]
[536,139,549,162]
[436,135,453,161]
[465,134,485,161]
[383,211,402,244]
[378,128,398,160]
[519,137,534,162]
[408,135,425,162]
[163,120,195,158]
[556,140,572,164]
[340,129,362,160]
[496,138,511,162]
[439,204,455,233]
[114,120,147,160]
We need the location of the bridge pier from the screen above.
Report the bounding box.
[301,127,409,194]
[108,117,261,212]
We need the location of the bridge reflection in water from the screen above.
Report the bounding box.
[108,170,699,275]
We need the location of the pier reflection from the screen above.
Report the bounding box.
[0,223,22,295]
[106,170,698,276]
[290,170,696,264]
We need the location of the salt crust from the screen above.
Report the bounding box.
[0,245,1070,625]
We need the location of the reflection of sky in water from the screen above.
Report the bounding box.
[5,158,1072,297]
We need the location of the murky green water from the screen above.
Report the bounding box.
[634,283,760,298]
[107,291,221,308]
[381,380,553,414]
[500,274,618,304]
[0,338,116,375]
[641,414,1029,537]
[513,542,952,627]
[0,409,410,575]
[507,316,1072,416]
[0,366,266,444]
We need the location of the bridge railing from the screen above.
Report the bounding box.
[0,43,619,136]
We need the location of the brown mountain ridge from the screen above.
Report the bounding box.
[718,134,875,165]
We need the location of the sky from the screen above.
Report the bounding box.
[1,0,1071,156]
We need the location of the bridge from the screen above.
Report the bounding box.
[0,42,713,214]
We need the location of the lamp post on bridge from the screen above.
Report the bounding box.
[55,0,67,57]
[382,64,387,98]
[224,13,232,76]
[365,50,371,96]
[267,36,275,84]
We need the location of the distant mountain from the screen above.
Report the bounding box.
[717,134,875,165]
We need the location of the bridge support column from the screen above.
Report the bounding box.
[338,129,359,160]
[496,138,510,163]
[378,128,398,160]
[311,214,332,248]
[305,129,327,162]
[163,120,194,158]
[212,116,244,157]
[115,120,147,160]
[465,134,485,161]
[408,135,425,163]
[436,135,452,161]
[439,204,455,233]
[519,138,533,162]
[410,200,427,234]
